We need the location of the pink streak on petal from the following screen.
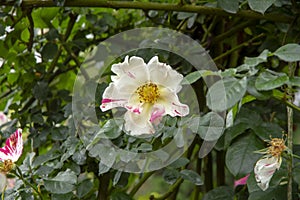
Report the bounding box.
[101,98,116,103]
[0,129,23,162]
[127,72,136,79]
[234,174,250,188]
[0,148,9,155]
[172,102,189,116]
[174,110,181,115]
[133,108,141,114]
[150,106,165,125]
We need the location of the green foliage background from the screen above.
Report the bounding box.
[0,0,300,199]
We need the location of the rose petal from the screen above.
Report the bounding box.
[150,104,165,126]
[100,83,130,111]
[112,56,149,84]
[158,87,189,117]
[148,56,183,92]
[254,156,281,191]
[124,103,154,135]
[0,129,23,162]
[234,174,250,187]
[0,112,8,126]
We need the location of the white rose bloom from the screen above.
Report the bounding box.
[100,56,189,136]
[254,156,281,191]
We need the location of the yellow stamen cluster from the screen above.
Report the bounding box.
[0,159,14,173]
[136,83,160,103]
[267,138,287,158]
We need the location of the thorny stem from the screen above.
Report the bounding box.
[213,33,265,61]
[98,172,110,200]
[287,63,295,200]
[14,166,43,199]
[152,178,184,200]
[209,20,255,46]
[129,171,155,196]
[1,0,293,23]
[25,8,34,52]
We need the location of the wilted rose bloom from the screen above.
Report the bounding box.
[234,174,249,188]
[254,138,286,191]
[0,112,8,126]
[0,129,23,173]
[254,156,281,191]
[100,56,189,135]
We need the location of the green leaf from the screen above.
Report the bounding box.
[7,73,19,84]
[32,8,59,28]
[289,76,300,87]
[207,77,247,111]
[77,179,93,198]
[21,152,36,173]
[32,148,60,168]
[44,169,77,194]
[113,171,122,186]
[51,193,72,200]
[32,81,49,101]
[218,0,239,13]
[72,149,86,165]
[198,112,224,141]
[224,122,250,148]
[177,12,195,20]
[248,0,275,14]
[98,162,110,175]
[255,71,289,91]
[182,70,203,85]
[203,186,234,200]
[180,169,203,185]
[0,24,5,36]
[247,77,272,100]
[90,119,122,141]
[46,28,59,41]
[182,70,215,85]
[21,28,30,43]
[174,129,184,148]
[274,43,300,62]
[35,165,54,176]
[187,14,197,28]
[137,143,152,152]
[244,50,269,67]
[170,157,190,168]
[252,122,283,140]
[41,43,58,60]
[0,41,8,58]
[225,133,264,177]
[31,113,44,124]
[163,168,180,184]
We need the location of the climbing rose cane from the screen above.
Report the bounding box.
[254,138,286,191]
[100,56,189,135]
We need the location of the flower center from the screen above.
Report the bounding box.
[268,138,286,157]
[0,159,14,173]
[136,83,160,103]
